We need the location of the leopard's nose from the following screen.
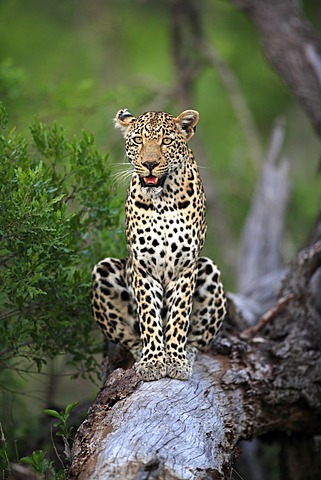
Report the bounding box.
[142,161,160,172]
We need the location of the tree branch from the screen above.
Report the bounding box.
[237,118,290,294]
[229,0,321,137]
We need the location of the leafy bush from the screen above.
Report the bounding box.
[0,102,125,379]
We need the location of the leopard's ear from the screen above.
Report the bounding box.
[114,109,136,136]
[175,110,199,141]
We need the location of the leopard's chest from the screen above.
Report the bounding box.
[126,173,206,283]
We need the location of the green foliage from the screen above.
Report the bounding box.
[43,402,78,441]
[17,402,79,479]
[19,402,78,479]
[0,59,26,105]
[20,450,57,478]
[0,103,125,378]
[0,402,79,479]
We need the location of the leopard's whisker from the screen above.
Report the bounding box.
[111,167,133,186]
[197,165,209,170]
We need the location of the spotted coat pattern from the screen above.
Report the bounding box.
[92,109,226,381]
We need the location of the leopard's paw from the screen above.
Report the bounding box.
[134,358,167,381]
[185,345,198,364]
[166,356,193,380]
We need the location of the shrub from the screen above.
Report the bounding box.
[0,102,125,378]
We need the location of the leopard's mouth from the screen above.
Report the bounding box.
[140,175,167,188]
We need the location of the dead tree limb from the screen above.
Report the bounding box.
[237,118,290,295]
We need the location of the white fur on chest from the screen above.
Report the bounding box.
[129,197,199,283]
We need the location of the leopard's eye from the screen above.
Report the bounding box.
[162,137,173,145]
[133,136,143,144]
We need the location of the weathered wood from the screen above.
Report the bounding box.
[237,118,290,295]
[69,359,234,480]
[228,119,290,332]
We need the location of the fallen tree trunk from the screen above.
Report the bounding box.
[68,236,321,479]
[69,358,235,479]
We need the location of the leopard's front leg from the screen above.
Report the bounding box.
[164,265,198,380]
[131,263,167,381]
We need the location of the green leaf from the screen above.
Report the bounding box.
[42,409,63,420]
[20,456,34,466]
[65,401,78,416]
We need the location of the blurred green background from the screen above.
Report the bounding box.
[0,0,320,477]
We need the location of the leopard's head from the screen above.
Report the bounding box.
[115,109,199,195]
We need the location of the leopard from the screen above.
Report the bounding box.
[92,108,226,381]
